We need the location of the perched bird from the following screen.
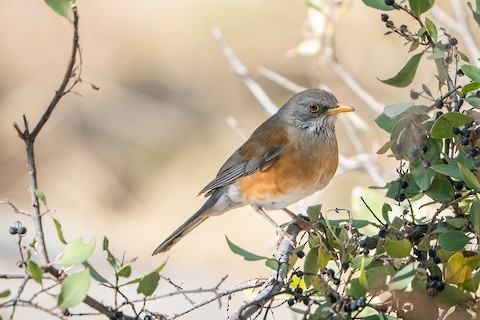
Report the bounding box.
[152,88,354,255]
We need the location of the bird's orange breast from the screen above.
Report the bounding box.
[238,130,339,209]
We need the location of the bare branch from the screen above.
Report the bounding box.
[212,27,278,116]
[257,67,307,93]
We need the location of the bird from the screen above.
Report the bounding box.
[152,88,354,255]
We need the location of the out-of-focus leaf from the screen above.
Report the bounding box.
[385,238,412,258]
[427,47,444,60]
[458,162,480,191]
[307,204,322,222]
[0,289,10,298]
[467,2,480,26]
[464,272,480,292]
[445,251,480,285]
[58,237,96,267]
[52,218,67,244]
[470,199,480,235]
[83,261,109,284]
[36,190,47,207]
[379,52,423,87]
[384,102,414,118]
[103,237,117,269]
[465,95,480,109]
[57,268,90,308]
[439,231,470,251]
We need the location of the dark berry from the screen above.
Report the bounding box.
[381,14,389,22]
[395,193,406,202]
[411,148,421,157]
[477,90,480,98]
[110,317,117,320]
[454,193,462,200]
[427,280,436,289]
[400,24,408,33]
[349,301,358,311]
[449,37,458,46]
[302,296,310,305]
[410,90,419,100]
[433,256,441,264]
[17,227,26,235]
[341,262,349,270]
[474,159,480,167]
[428,249,437,258]
[462,136,470,145]
[359,239,367,248]
[435,100,444,109]
[332,278,341,285]
[9,226,18,235]
[453,181,464,190]
[399,180,409,189]
[462,130,471,137]
[385,0,395,5]
[435,111,443,119]
[356,297,366,308]
[436,281,445,291]
[296,250,305,258]
[457,69,464,76]
[427,287,438,297]
[431,274,441,281]
[422,159,431,168]
[329,295,337,303]
[378,229,387,238]
[287,298,295,306]
[144,316,152,320]
[294,287,303,294]
[363,248,370,255]
[295,270,304,278]
[115,311,123,318]
[469,148,479,157]
[326,269,335,278]
[386,20,394,28]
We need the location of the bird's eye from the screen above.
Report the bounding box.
[308,103,320,113]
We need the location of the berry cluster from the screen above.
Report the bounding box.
[9,225,27,236]
[426,274,445,297]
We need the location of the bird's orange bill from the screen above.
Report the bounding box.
[328,104,355,114]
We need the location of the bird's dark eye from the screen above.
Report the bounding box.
[308,103,320,113]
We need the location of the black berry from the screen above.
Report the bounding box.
[435,100,444,109]
[400,24,408,33]
[326,269,335,278]
[427,287,438,297]
[17,226,26,235]
[400,180,409,189]
[356,296,366,307]
[287,298,295,306]
[385,0,395,5]
[381,14,389,22]
[469,148,479,157]
[477,90,480,98]
[449,37,458,46]
[457,69,464,76]
[332,278,341,285]
[452,127,461,134]
[296,250,305,258]
[378,229,387,238]
[410,90,419,100]
[428,249,437,258]
[115,311,123,318]
[341,262,349,270]
[431,274,441,281]
[436,281,445,291]
[144,316,152,320]
[294,287,303,294]
[453,181,464,190]
[395,193,406,202]
[359,239,367,248]
[433,256,441,264]
[9,226,18,235]
[295,270,304,278]
[461,136,470,145]
[462,130,471,137]
[474,159,480,167]
[454,193,462,200]
[363,248,370,255]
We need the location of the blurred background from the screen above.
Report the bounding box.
[0,0,457,319]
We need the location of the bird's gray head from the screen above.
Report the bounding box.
[277,88,354,137]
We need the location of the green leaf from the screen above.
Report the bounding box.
[458,162,480,191]
[36,190,47,207]
[44,0,74,20]
[362,0,396,10]
[427,47,444,60]
[226,236,267,261]
[459,51,470,62]
[388,262,418,290]
[137,271,160,297]
[375,113,404,133]
[379,52,423,87]
[384,238,412,258]
[0,289,10,298]
[103,237,117,269]
[425,175,454,203]
[57,268,91,308]
[424,17,437,40]
[409,0,435,16]
[265,258,279,270]
[382,203,392,224]
[439,231,470,251]
[348,278,367,298]
[436,284,467,308]
[306,204,322,222]
[430,112,473,138]
[364,315,397,320]
[432,164,463,181]
[411,164,435,191]
[27,260,43,284]
[58,237,96,267]
[464,272,480,292]
[470,199,480,235]
[117,265,132,278]
[359,256,368,289]
[383,102,414,118]
[461,81,480,94]
[83,261,109,284]
[324,219,370,229]
[467,2,480,25]
[465,95,480,109]
[52,218,67,244]
[462,64,480,83]
[445,217,467,228]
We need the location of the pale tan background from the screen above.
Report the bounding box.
[0,0,451,319]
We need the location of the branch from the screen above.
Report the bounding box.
[230,223,300,320]
[212,27,279,116]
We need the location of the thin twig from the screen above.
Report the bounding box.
[212,27,278,116]
[257,67,307,93]
[0,200,31,216]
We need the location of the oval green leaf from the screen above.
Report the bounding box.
[52,218,67,245]
[430,112,473,138]
[379,52,423,87]
[438,231,470,251]
[385,238,412,258]
[388,262,419,290]
[425,175,454,203]
[409,0,435,15]
[226,236,267,261]
[0,289,10,298]
[461,64,480,83]
[458,162,480,191]
[45,0,74,20]
[117,265,132,278]
[58,237,96,267]
[137,271,160,297]
[57,268,91,308]
[27,260,43,284]
[383,102,415,118]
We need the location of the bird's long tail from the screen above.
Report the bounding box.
[152,190,222,255]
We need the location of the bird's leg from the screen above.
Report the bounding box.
[282,208,316,231]
[251,205,296,248]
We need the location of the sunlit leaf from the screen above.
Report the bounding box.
[409,0,435,16]
[57,268,90,308]
[137,271,160,297]
[462,64,480,83]
[388,262,418,290]
[52,218,67,244]
[385,238,412,258]
[425,17,437,40]
[383,102,414,118]
[379,52,424,87]
[44,0,75,20]
[58,237,96,267]
[117,265,132,278]
[465,95,480,109]
[439,231,470,251]
[461,81,479,94]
